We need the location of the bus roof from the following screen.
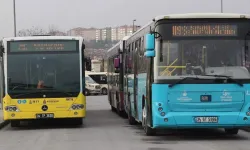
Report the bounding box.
[2,36,84,42]
[107,42,120,58]
[124,13,250,44]
[107,36,130,58]
[154,13,250,21]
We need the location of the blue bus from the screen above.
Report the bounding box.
[120,13,250,135]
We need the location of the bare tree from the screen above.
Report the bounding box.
[18,26,47,36]
[48,25,58,36]
[48,25,66,36]
[18,25,66,37]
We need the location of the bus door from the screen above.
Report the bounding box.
[128,43,135,116]
[134,43,139,120]
[124,46,130,113]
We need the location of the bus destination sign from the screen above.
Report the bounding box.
[172,24,238,37]
[9,40,77,52]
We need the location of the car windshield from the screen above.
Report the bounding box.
[155,40,250,79]
[85,76,96,84]
[7,53,80,98]
[88,74,107,84]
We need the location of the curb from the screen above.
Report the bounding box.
[0,120,9,129]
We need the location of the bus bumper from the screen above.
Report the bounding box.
[4,110,85,120]
[152,112,250,129]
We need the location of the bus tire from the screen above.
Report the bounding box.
[116,100,126,118]
[142,106,156,136]
[74,118,83,126]
[11,120,20,127]
[111,106,116,112]
[116,93,122,116]
[101,88,108,95]
[128,95,136,125]
[128,108,136,125]
[116,101,121,116]
[225,128,239,135]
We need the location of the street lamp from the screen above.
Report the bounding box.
[13,0,17,37]
[221,0,223,13]
[132,19,136,33]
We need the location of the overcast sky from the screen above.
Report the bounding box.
[1,0,250,38]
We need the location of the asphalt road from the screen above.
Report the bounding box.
[0,95,250,150]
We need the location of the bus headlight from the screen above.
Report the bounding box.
[70,104,84,110]
[160,112,166,116]
[5,106,20,112]
[158,107,163,112]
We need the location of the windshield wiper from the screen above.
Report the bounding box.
[12,91,46,98]
[168,76,201,88]
[49,89,73,96]
[12,89,73,98]
[10,83,53,90]
[201,74,243,87]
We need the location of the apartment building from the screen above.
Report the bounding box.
[96,27,112,41]
[67,27,96,41]
[111,25,141,41]
[68,25,141,42]
[111,27,118,41]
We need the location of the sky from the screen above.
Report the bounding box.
[1,0,250,38]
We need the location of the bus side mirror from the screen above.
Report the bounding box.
[82,44,85,50]
[85,57,91,71]
[114,58,120,73]
[0,43,4,57]
[114,58,120,68]
[144,33,155,57]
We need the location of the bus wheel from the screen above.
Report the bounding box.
[116,93,122,116]
[111,106,116,112]
[128,99,136,125]
[116,101,121,116]
[11,120,20,127]
[142,107,156,136]
[225,128,239,135]
[101,88,108,95]
[74,119,83,126]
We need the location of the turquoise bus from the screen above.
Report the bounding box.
[117,13,250,135]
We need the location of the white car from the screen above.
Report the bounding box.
[85,71,108,95]
[85,76,101,96]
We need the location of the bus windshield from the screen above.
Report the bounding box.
[157,40,250,79]
[7,53,80,98]
[155,19,250,80]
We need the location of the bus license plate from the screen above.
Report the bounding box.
[36,113,54,119]
[195,117,218,123]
